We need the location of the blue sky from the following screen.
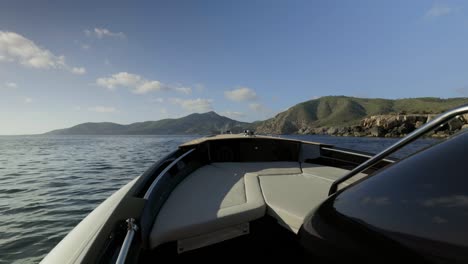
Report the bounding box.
[1,0,468,134]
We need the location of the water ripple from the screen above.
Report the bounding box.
[0,135,196,264]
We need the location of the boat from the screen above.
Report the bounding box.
[41,105,468,264]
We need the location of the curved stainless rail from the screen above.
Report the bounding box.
[114,149,195,263]
[115,218,138,264]
[329,105,468,195]
[143,148,195,199]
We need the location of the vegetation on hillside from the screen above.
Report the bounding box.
[46,96,468,136]
[255,96,468,134]
[47,111,250,135]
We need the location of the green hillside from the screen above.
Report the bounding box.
[255,96,468,134]
[46,96,468,136]
[46,111,250,135]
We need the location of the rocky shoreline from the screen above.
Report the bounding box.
[296,114,468,138]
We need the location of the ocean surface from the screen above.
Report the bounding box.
[0,135,438,264]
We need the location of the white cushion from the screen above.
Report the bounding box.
[212,162,302,175]
[259,174,332,233]
[301,163,367,186]
[149,161,365,248]
[149,162,299,248]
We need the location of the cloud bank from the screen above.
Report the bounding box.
[225,87,258,102]
[170,98,213,112]
[96,72,192,95]
[0,31,85,74]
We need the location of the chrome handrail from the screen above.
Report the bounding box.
[115,218,138,264]
[143,148,195,199]
[321,146,396,162]
[328,104,468,195]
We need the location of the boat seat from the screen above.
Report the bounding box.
[149,162,366,248]
[149,162,301,248]
[301,163,368,186]
[259,163,368,232]
[259,173,332,233]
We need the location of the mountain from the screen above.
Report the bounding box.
[46,111,250,135]
[46,96,468,136]
[255,96,468,134]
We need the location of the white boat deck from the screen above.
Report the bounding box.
[149,162,366,249]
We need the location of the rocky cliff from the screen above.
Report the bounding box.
[254,96,468,137]
[300,114,468,138]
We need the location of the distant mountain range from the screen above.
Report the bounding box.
[46,96,468,135]
[46,111,250,135]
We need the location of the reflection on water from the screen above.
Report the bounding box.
[0,134,437,263]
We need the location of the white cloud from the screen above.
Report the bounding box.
[249,103,267,112]
[135,80,169,94]
[170,98,213,112]
[225,87,258,102]
[81,44,90,50]
[96,72,143,90]
[425,5,454,18]
[0,31,85,74]
[72,67,86,75]
[24,97,33,103]
[4,82,17,88]
[88,106,117,113]
[221,111,246,119]
[96,72,189,95]
[85,28,126,39]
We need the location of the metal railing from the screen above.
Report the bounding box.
[328,104,468,195]
[114,148,195,263]
[143,148,195,199]
[115,218,138,264]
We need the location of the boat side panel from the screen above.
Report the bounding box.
[40,177,140,264]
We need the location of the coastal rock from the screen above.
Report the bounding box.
[448,117,464,131]
[463,114,468,122]
[415,121,424,129]
[256,103,468,138]
[319,113,468,138]
[354,131,366,137]
[397,123,415,135]
[353,126,363,132]
[327,127,338,135]
[370,126,385,137]
[432,131,450,138]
